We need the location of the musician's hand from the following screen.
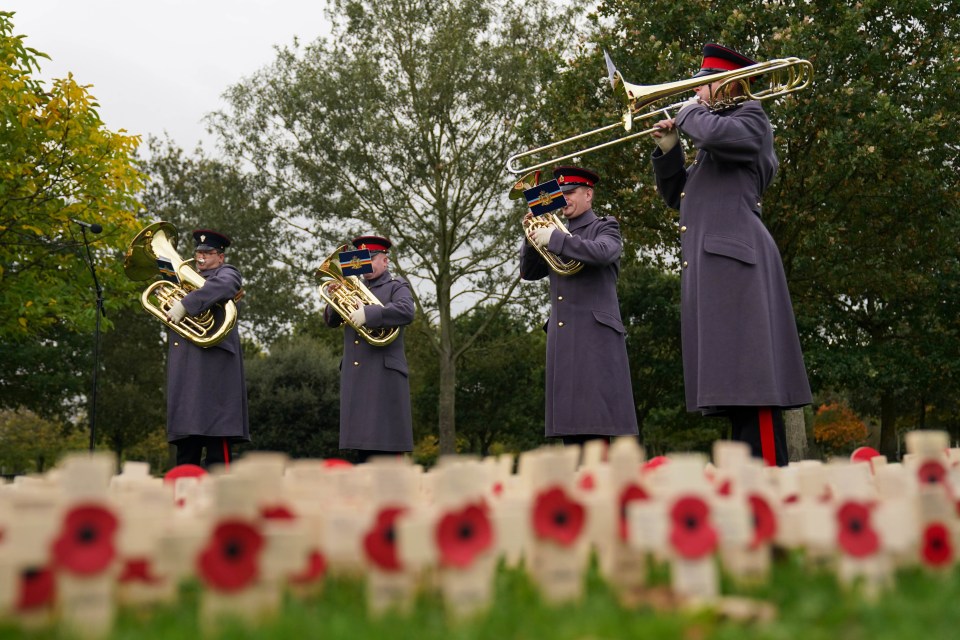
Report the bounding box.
[654,123,679,153]
[531,227,554,248]
[166,300,187,324]
[349,305,366,328]
[523,210,534,223]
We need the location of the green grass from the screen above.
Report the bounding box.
[5,553,960,639]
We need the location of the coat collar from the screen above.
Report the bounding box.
[567,208,597,232]
[365,270,392,287]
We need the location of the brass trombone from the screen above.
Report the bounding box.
[505,53,813,176]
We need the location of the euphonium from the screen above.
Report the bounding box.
[123,221,237,348]
[511,171,583,276]
[316,244,400,347]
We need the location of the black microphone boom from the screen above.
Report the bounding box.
[71,218,103,234]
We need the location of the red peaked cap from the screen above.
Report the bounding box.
[693,43,757,78]
[553,166,600,193]
[352,234,392,253]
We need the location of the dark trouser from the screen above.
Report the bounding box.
[560,434,611,447]
[354,450,404,464]
[175,436,232,468]
[727,407,788,467]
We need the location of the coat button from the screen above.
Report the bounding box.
[683,261,689,268]
[354,340,360,345]
[757,202,762,207]
[680,225,687,233]
[353,361,360,366]
[173,342,179,347]
[558,296,563,301]
[558,321,565,327]
[680,192,685,199]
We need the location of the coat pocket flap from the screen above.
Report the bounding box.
[592,310,626,335]
[384,355,409,377]
[703,234,757,265]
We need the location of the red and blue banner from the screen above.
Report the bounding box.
[524,179,567,216]
[339,249,374,276]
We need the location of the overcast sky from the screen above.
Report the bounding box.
[6,0,332,152]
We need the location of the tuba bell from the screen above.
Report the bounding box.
[123,221,237,348]
[316,244,400,347]
[510,171,583,276]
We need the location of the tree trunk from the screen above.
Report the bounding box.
[438,349,457,455]
[878,392,899,460]
[784,408,807,461]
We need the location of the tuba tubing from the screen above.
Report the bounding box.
[123,221,237,348]
[522,214,583,276]
[316,244,400,347]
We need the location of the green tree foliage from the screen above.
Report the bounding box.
[0,12,144,416]
[207,0,566,454]
[138,137,308,344]
[547,0,960,459]
[0,408,86,474]
[243,334,342,459]
[415,306,546,456]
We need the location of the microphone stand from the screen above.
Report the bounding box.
[78,226,105,453]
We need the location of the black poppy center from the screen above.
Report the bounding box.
[384,526,396,544]
[77,524,99,544]
[457,521,475,541]
[930,536,945,550]
[23,566,43,581]
[552,509,569,527]
[224,539,244,559]
[684,514,700,531]
[848,518,863,534]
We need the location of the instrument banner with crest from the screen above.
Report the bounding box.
[524,180,567,217]
[338,249,374,277]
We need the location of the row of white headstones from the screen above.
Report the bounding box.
[0,430,956,637]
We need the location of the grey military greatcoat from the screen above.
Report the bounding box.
[324,271,415,451]
[166,263,250,443]
[520,210,639,437]
[652,100,811,412]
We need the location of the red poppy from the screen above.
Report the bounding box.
[668,495,718,559]
[118,557,163,585]
[850,446,880,464]
[289,549,327,584]
[643,456,670,474]
[917,460,946,486]
[836,501,880,558]
[921,522,954,567]
[16,566,56,611]
[51,503,119,576]
[532,486,585,547]
[747,494,777,549]
[196,520,264,592]
[323,458,353,469]
[363,506,407,572]
[492,481,504,497]
[618,483,649,542]
[578,472,596,491]
[261,504,297,520]
[715,479,733,496]
[436,502,495,568]
[162,464,207,485]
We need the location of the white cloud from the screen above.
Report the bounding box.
[6,0,332,150]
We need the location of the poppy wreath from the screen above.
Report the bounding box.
[363,506,407,572]
[51,503,119,576]
[435,502,494,568]
[668,495,718,560]
[618,484,649,542]
[747,494,778,550]
[835,500,880,558]
[196,519,264,592]
[531,486,585,547]
[920,522,954,568]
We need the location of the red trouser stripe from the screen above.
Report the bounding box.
[758,407,776,467]
[222,438,231,470]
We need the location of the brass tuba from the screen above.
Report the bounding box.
[316,244,400,347]
[123,221,237,348]
[510,171,583,276]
